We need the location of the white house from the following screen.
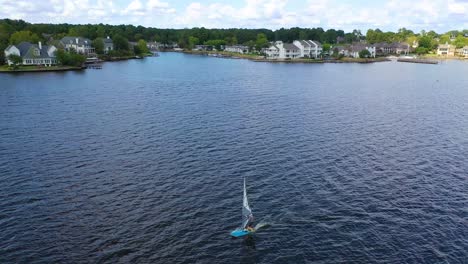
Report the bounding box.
[264,41,300,59]
[437,43,456,56]
[264,42,281,59]
[348,44,376,58]
[224,45,249,54]
[282,43,301,59]
[103,36,113,54]
[293,40,322,58]
[457,46,468,57]
[60,36,95,55]
[4,42,57,66]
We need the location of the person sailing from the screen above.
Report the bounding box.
[245,215,255,232]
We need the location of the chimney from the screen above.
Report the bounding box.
[76,38,79,44]
[38,41,42,50]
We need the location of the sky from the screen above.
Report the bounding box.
[0,0,467,33]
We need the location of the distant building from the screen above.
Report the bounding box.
[263,43,280,59]
[224,45,249,54]
[60,36,95,55]
[4,42,57,66]
[437,43,455,56]
[333,43,376,58]
[264,41,316,59]
[293,40,322,58]
[193,45,213,51]
[347,44,376,58]
[374,42,410,55]
[146,41,161,51]
[456,46,468,57]
[103,36,113,54]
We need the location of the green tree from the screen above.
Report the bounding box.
[322,43,331,53]
[255,33,269,51]
[8,54,23,69]
[418,35,435,50]
[56,49,85,66]
[244,40,255,52]
[96,26,106,38]
[9,30,40,44]
[204,39,226,50]
[359,49,371,58]
[453,35,467,48]
[135,39,149,55]
[93,38,104,54]
[188,36,199,49]
[415,47,429,54]
[113,34,130,51]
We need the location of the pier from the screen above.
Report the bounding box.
[397,58,438,64]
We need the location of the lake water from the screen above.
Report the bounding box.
[1,53,467,263]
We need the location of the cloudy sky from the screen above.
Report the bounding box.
[0,0,467,32]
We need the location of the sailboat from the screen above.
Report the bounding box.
[230,177,255,237]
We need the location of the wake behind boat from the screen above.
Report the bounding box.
[231,178,255,237]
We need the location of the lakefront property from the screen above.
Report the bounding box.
[1,19,467,71]
[4,42,57,66]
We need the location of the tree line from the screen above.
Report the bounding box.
[1,19,467,64]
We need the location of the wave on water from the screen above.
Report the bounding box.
[254,222,271,231]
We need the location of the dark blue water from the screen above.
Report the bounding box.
[1,53,467,263]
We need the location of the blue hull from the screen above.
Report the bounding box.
[231,229,253,237]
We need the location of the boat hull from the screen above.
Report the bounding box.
[231,229,253,237]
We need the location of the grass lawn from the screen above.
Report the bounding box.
[0,65,83,72]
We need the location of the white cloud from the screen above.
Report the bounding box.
[0,0,465,32]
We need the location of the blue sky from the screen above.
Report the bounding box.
[0,0,467,33]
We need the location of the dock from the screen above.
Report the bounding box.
[85,63,102,69]
[397,58,438,64]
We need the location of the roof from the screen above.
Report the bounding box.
[103,38,113,44]
[283,43,299,51]
[225,45,248,49]
[60,36,92,46]
[15,42,55,59]
[299,40,310,47]
[349,44,371,52]
[438,43,454,49]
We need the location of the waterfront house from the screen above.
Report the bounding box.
[263,43,280,59]
[146,41,162,51]
[264,41,301,59]
[4,42,57,66]
[456,46,468,57]
[60,36,95,56]
[437,43,455,56]
[103,36,113,54]
[293,40,322,58]
[283,43,301,59]
[375,42,410,56]
[193,45,213,51]
[347,44,376,58]
[224,45,249,54]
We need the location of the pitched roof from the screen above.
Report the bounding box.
[299,40,310,47]
[16,42,55,59]
[283,43,299,51]
[438,43,454,49]
[60,36,92,46]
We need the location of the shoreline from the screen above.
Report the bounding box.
[0,65,85,73]
[182,50,391,64]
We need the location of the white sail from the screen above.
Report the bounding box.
[242,177,253,229]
